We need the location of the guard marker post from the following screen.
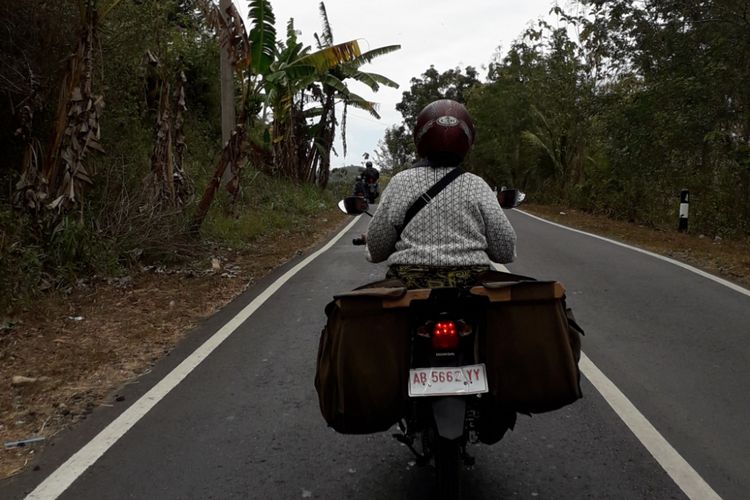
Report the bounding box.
[678,189,689,232]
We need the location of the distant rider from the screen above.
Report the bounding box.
[352,174,367,198]
[363,161,380,184]
[363,161,380,202]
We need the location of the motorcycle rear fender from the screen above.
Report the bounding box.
[431,397,466,440]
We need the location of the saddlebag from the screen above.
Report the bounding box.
[473,276,583,414]
[315,274,584,434]
[315,285,411,434]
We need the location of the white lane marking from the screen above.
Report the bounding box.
[516,209,750,298]
[580,354,721,500]
[504,215,722,498]
[25,216,362,500]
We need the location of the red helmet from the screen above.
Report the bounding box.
[413,99,475,164]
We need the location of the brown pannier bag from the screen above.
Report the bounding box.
[315,285,412,434]
[315,275,583,434]
[473,279,583,414]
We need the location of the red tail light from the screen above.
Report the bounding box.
[432,321,459,350]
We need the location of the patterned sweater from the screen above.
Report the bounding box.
[366,166,517,267]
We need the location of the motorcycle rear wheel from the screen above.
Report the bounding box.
[434,436,462,500]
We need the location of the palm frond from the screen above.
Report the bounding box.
[298,40,361,73]
[321,74,347,94]
[248,0,277,75]
[339,68,399,91]
[353,70,399,89]
[521,130,564,175]
[318,2,334,46]
[304,107,324,118]
[347,45,401,67]
[286,18,297,45]
[339,68,379,91]
[272,64,316,82]
[344,92,380,119]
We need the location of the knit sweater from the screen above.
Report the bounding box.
[366,166,517,267]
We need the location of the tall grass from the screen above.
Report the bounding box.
[202,170,336,247]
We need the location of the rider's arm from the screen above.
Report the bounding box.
[478,181,517,264]
[365,180,398,263]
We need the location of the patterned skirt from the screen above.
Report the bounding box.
[386,264,491,289]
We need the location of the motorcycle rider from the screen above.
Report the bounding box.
[365,99,516,288]
[363,161,379,183]
[363,161,380,202]
[352,173,367,198]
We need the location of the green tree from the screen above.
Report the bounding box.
[382,65,481,169]
[374,124,413,174]
[468,23,598,200]
[396,65,481,129]
[576,0,750,232]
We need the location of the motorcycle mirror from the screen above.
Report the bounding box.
[498,189,526,209]
[337,196,369,215]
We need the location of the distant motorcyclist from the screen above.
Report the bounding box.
[352,173,367,198]
[365,99,516,288]
[363,161,379,184]
[363,161,380,203]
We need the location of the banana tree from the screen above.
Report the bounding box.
[229,0,400,185]
[305,42,400,185]
[15,0,124,219]
[267,2,400,186]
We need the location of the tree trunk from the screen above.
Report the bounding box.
[218,0,235,186]
[191,124,246,233]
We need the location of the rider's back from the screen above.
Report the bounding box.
[364,99,517,288]
[366,165,515,268]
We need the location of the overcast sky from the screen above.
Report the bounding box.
[236,0,559,168]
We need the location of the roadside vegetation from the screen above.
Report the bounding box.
[3,0,748,480]
[376,1,750,244]
[1,0,401,477]
[0,0,400,315]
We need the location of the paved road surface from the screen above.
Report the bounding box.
[3,209,749,499]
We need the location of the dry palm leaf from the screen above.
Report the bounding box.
[195,0,250,70]
[36,5,104,216]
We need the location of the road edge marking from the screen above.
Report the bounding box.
[492,259,721,498]
[515,209,750,298]
[579,354,722,500]
[25,216,362,500]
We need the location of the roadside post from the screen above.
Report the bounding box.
[678,189,689,232]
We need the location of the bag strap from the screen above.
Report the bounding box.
[396,167,465,239]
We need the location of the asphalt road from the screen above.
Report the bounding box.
[3,209,749,499]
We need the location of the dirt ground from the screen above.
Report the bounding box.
[0,208,348,479]
[1,204,749,480]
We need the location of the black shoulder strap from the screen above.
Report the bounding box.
[396,167,465,239]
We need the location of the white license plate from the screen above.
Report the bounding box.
[408,364,489,397]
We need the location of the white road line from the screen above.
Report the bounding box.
[511,211,723,499]
[580,354,721,500]
[25,216,362,500]
[516,209,750,298]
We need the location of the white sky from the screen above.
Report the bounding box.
[236,0,558,168]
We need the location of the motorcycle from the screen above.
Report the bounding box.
[334,189,528,499]
[365,179,379,203]
[351,174,379,204]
